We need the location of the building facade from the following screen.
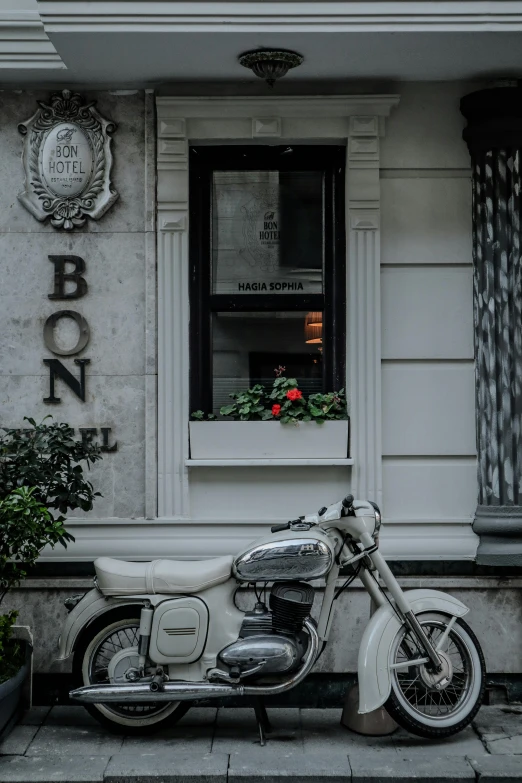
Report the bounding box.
[1,1,522,702]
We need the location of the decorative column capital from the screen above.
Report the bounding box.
[461,85,522,153]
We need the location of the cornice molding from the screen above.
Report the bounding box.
[156,95,400,119]
[38,2,522,33]
[38,517,479,561]
[0,12,65,69]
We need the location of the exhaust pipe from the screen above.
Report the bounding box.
[70,618,319,704]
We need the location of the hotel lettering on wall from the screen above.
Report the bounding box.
[42,255,117,453]
[18,90,118,230]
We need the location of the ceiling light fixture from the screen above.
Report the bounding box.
[305,312,323,345]
[238,49,304,87]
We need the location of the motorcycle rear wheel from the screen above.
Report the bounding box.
[385,613,485,739]
[73,609,192,734]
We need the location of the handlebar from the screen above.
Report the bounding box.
[271,522,291,533]
[271,496,355,533]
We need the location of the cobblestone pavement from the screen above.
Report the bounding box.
[0,705,521,781]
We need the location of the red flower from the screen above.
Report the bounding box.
[272,404,281,417]
[286,389,302,402]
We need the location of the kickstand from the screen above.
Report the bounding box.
[253,697,272,746]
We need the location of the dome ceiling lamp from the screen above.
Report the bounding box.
[238,49,304,87]
[305,311,323,345]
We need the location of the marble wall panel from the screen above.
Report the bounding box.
[0,90,147,235]
[0,374,146,519]
[0,232,147,377]
[5,581,520,675]
[0,88,154,524]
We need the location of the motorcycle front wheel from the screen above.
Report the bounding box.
[385,612,485,739]
[73,609,192,734]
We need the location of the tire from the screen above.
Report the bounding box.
[72,608,192,734]
[385,613,485,740]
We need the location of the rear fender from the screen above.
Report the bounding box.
[56,589,148,663]
[357,589,469,714]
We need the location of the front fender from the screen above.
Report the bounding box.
[55,589,146,663]
[357,589,469,714]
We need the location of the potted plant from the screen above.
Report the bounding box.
[0,418,102,736]
[190,370,349,460]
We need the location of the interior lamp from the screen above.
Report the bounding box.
[305,312,323,344]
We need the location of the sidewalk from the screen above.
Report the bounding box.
[0,704,521,782]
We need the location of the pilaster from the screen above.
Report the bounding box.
[347,115,383,508]
[157,110,190,518]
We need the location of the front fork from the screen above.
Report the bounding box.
[360,545,443,673]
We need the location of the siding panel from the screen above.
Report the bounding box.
[381,266,473,359]
[381,177,472,265]
[382,363,476,456]
[380,82,472,170]
[383,457,477,519]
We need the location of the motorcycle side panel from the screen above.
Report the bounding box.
[149,597,209,664]
[357,589,469,715]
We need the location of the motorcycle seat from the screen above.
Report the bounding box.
[94,555,234,596]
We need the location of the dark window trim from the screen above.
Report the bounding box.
[189,144,346,414]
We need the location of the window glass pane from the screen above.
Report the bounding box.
[212,311,323,414]
[212,171,323,295]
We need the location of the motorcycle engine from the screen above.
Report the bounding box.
[217,581,314,678]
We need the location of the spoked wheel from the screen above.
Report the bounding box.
[385,612,485,739]
[73,610,191,734]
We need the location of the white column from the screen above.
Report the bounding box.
[156,114,190,518]
[347,116,383,508]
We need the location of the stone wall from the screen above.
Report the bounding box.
[4,578,522,676]
[0,89,155,521]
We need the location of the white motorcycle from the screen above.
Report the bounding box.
[59,495,485,739]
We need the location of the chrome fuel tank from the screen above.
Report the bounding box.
[233,529,335,582]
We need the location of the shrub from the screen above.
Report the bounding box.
[0,417,102,679]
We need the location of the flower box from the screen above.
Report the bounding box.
[189,420,349,460]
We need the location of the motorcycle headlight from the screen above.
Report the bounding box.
[367,502,381,541]
[373,508,381,537]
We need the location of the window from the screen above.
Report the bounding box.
[189,146,346,414]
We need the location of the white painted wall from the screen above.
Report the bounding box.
[0,0,38,10]
[379,82,477,550]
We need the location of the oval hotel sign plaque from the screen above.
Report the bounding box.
[41,123,94,198]
[18,90,118,230]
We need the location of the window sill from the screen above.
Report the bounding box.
[186,458,354,467]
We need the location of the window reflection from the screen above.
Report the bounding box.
[212,311,323,414]
[212,171,323,294]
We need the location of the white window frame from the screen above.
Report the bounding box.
[156,95,399,522]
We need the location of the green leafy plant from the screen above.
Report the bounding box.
[307,390,348,423]
[191,410,217,421]
[0,417,102,519]
[268,376,309,424]
[0,486,70,601]
[219,384,273,422]
[193,370,349,424]
[0,417,103,681]
[0,611,22,685]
